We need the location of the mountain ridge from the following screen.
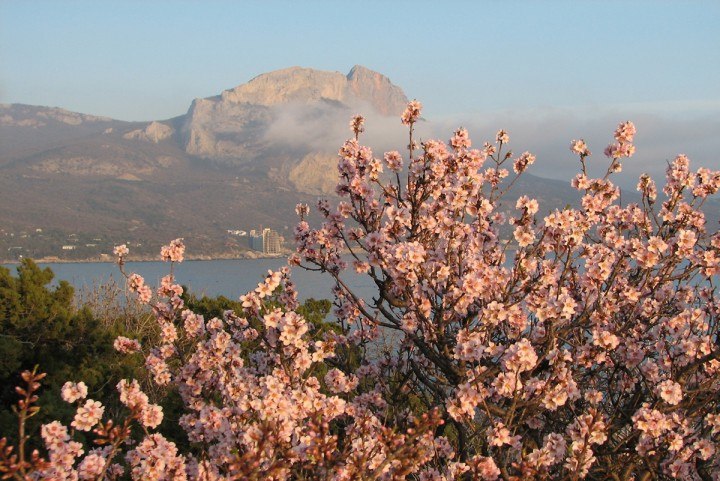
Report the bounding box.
[0,65,413,260]
[0,65,672,262]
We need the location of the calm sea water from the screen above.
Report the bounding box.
[3,258,377,302]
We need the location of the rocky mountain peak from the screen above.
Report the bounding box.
[122,121,174,143]
[221,66,347,106]
[181,65,409,160]
[345,64,407,115]
[216,65,407,114]
[346,64,369,78]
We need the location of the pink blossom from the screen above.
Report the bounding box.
[471,456,500,480]
[614,120,636,143]
[61,381,88,403]
[117,379,149,410]
[502,339,538,373]
[141,404,164,429]
[160,238,185,262]
[21,107,720,481]
[113,244,129,258]
[496,129,509,144]
[40,421,70,451]
[114,336,141,354]
[513,151,535,174]
[570,139,590,156]
[324,368,358,393]
[489,422,519,448]
[657,380,683,405]
[383,150,403,171]
[401,100,422,125]
[78,453,106,480]
[450,127,471,149]
[125,433,186,481]
[349,114,365,135]
[71,399,104,431]
[694,439,716,460]
[181,310,205,337]
[127,273,152,303]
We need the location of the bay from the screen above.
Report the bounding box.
[3,258,377,303]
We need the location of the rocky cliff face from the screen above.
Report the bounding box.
[346,65,408,116]
[288,153,340,195]
[215,65,407,112]
[180,65,408,162]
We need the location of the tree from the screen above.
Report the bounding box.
[3,104,720,480]
[0,261,103,437]
[0,261,141,445]
[293,106,720,479]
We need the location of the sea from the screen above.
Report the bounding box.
[2,257,376,303]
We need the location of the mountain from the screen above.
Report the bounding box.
[3,65,697,262]
[0,66,413,261]
[180,65,408,163]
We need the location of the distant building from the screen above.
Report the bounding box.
[262,228,283,254]
[248,227,283,254]
[62,245,77,250]
[249,232,264,251]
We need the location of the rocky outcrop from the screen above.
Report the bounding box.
[288,153,339,195]
[35,107,111,125]
[123,121,174,143]
[30,156,156,176]
[180,65,408,161]
[0,115,45,127]
[182,99,272,160]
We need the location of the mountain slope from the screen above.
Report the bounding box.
[3,65,696,262]
[0,66,410,260]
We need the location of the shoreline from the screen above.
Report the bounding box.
[1,251,292,265]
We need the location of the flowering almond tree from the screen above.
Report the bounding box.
[2,102,719,480]
[293,103,720,479]
[1,241,445,481]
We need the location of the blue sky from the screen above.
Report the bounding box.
[2,1,718,120]
[1,1,719,185]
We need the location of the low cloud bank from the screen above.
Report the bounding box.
[263,99,720,191]
[429,104,720,190]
